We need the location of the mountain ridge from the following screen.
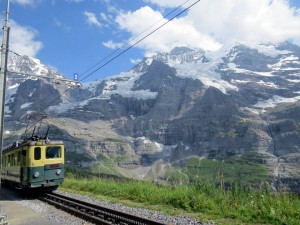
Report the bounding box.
[4,41,300,191]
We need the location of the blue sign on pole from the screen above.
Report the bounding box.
[74,73,79,81]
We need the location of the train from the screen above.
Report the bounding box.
[1,136,65,191]
[1,114,65,192]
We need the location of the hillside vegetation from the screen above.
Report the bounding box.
[61,169,300,225]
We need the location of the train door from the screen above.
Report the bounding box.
[29,146,45,185]
[20,149,28,184]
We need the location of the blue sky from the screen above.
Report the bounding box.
[0,0,300,82]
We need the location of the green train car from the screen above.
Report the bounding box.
[1,138,65,191]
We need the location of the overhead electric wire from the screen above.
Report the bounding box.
[77,0,193,79]
[8,49,21,56]
[79,0,201,82]
[35,0,201,113]
[8,0,193,82]
[9,0,201,114]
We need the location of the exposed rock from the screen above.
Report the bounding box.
[4,42,300,191]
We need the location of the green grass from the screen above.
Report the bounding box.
[65,151,94,163]
[91,154,124,176]
[60,175,300,225]
[167,153,269,185]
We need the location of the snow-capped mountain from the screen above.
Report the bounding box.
[5,55,68,119]
[133,47,206,73]
[8,55,64,79]
[78,42,300,114]
[4,42,300,190]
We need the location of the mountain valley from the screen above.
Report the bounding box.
[4,42,300,191]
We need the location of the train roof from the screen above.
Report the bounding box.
[2,138,64,153]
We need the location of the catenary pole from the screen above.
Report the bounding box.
[0,0,10,189]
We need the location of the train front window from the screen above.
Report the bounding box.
[46,146,61,159]
[34,147,41,160]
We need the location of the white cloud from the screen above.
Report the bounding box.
[10,0,38,5]
[113,0,300,53]
[130,58,142,64]
[143,0,184,8]
[99,12,115,28]
[100,13,109,22]
[100,12,114,25]
[84,11,102,28]
[115,6,221,53]
[8,20,43,57]
[188,0,300,45]
[102,40,124,49]
[53,17,71,32]
[65,0,85,3]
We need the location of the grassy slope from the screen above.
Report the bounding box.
[63,152,298,224]
[165,152,269,185]
[60,176,300,225]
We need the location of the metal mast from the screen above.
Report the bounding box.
[0,0,10,188]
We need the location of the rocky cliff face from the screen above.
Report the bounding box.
[4,43,300,189]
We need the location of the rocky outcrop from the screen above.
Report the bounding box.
[7,79,62,118]
[4,42,300,190]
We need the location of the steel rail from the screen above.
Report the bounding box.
[39,192,168,225]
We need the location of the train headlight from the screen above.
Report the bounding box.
[56,169,61,175]
[33,171,39,178]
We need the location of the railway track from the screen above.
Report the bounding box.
[39,192,168,225]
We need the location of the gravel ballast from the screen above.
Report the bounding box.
[1,187,214,225]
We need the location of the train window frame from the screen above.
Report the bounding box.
[9,154,11,166]
[46,146,61,159]
[34,147,41,160]
[17,151,21,164]
[22,149,27,165]
[14,153,17,166]
[10,154,14,166]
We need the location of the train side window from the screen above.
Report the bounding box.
[11,154,14,166]
[46,146,61,159]
[22,150,27,165]
[14,154,17,166]
[34,147,41,160]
